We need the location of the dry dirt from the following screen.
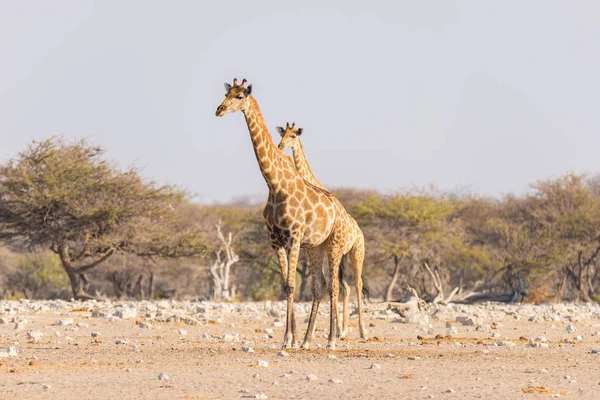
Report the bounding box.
[1,300,600,400]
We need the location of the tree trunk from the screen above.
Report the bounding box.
[385,256,402,302]
[148,271,155,300]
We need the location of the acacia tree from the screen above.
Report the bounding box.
[0,137,206,299]
[353,192,466,301]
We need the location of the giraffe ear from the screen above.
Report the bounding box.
[224,83,232,92]
[295,128,303,136]
[245,84,252,95]
[276,126,285,136]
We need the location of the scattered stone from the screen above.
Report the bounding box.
[591,349,600,354]
[55,318,74,326]
[257,360,269,368]
[446,326,458,335]
[242,345,255,353]
[329,378,343,384]
[115,308,137,319]
[491,332,502,338]
[253,394,268,399]
[574,335,583,341]
[222,333,236,342]
[445,389,456,393]
[253,373,260,378]
[43,384,51,391]
[27,331,43,341]
[277,351,289,357]
[272,320,284,328]
[408,356,421,360]
[136,360,144,363]
[327,354,336,359]
[497,341,516,347]
[534,336,547,342]
[456,316,476,326]
[369,363,382,369]
[0,346,18,358]
[158,372,169,381]
[139,322,152,329]
[115,339,128,345]
[306,374,318,381]
[264,328,274,334]
[91,332,101,338]
[566,323,576,333]
[178,329,188,336]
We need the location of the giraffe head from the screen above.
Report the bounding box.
[215,78,253,117]
[276,122,303,150]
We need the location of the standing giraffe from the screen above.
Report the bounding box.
[277,122,367,340]
[216,78,350,349]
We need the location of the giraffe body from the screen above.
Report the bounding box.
[216,79,349,349]
[277,123,368,344]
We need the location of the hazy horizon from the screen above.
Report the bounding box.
[1,1,599,204]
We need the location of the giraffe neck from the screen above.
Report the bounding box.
[292,141,327,190]
[242,96,293,193]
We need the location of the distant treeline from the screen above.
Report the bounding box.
[1,137,599,302]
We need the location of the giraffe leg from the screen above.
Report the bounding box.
[274,246,294,348]
[283,237,301,348]
[338,271,350,339]
[301,245,326,349]
[326,243,342,350]
[350,236,368,339]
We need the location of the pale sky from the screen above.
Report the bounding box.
[1,1,599,203]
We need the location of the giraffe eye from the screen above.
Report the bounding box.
[291,134,297,139]
[236,95,244,100]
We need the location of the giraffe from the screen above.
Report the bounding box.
[276,122,368,340]
[215,78,349,349]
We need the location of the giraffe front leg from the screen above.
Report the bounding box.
[301,246,326,349]
[274,246,294,348]
[327,248,342,351]
[284,237,301,348]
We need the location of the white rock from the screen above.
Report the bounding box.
[264,328,274,334]
[115,308,137,319]
[257,360,269,368]
[306,374,318,381]
[115,339,128,345]
[158,372,169,381]
[408,356,421,360]
[91,332,101,338]
[329,378,343,384]
[43,384,51,391]
[566,323,576,333]
[534,336,547,342]
[0,346,18,358]
[446,388,456,393]
[591,349,600,354]
[574,335,583,341]
[55,318,74,326]
[491,332,502,338]
[277,351,289,357]
[178,329,188,336]
[139,322,152,329]
[327,354,336,359]
[27,331,43,341]
[446,326,458,335]
[369,363,381,369]
[496,341,516,347]
[253,394,268,399]
[272,321,284,328]
[242,345,254,353]
[222,333,236,342]
[253,373,260,378]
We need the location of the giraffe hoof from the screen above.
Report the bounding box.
[300,342,311,350]
[326,343,336,351]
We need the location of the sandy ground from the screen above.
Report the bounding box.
[1,299,600,400]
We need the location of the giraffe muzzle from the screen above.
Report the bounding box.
[215,105,226,117]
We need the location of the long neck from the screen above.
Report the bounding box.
[292,141,327,190]
[242,96,293,193]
